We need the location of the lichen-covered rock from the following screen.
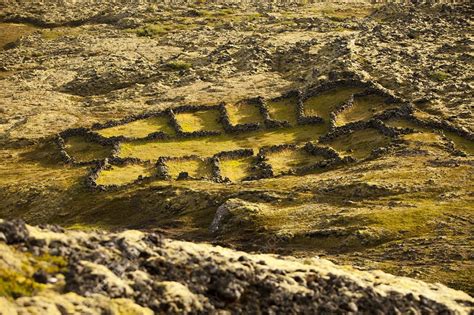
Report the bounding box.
[0,219,29,244]
[0,220,471,314]
[209,198,263,234]
[153,281,205,313]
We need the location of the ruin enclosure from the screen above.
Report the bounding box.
[0,0,473,313]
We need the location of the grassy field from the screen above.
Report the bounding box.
[266,149,324,175]
[303,87,363,122]
[166,158,212,179]
[175,109,224,133]
[97,116,175,138]
[335,95,398,126]
[1,114,472,294]
[64,136,112,162]
[266,97,298,125]
[219,156,256,182]
[226,102,264,125]
[95,164,156,186]
[119,124,327,160]
[326,128,391,159]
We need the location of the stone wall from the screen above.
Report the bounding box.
[54,79,474,190]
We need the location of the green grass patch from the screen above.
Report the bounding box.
[220,156,255,182]
[119,124,326,160]
[430,70,449,82]
[267,97,298,125]
[335,95,398,126]
[166,158,211,179]
[0,269,43,299]
[303,87,363,122]
[135,24,168,37]
[226,102,264,125]
[327,128,390,159]
[97,116,175,138]
[175,110,224,133]
[355,195,473,237]
[96,164,156,186]
[64,136,112,162]
[266,149,324,175]
[166,60,192,71]
[41,27,81,40]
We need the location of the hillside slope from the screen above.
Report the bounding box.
[0,0,473,303]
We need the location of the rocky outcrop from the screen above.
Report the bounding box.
[209,198,262,234]
[0,219,472,314]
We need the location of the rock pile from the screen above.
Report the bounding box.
[0,219,472,314]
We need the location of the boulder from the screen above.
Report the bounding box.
[209,199,262,234]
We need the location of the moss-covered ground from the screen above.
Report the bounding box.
[64,136,112,163]
[166,158,212,179]
[335,95,398,126]
[219,156,255,182]
[303,87,363,122]
[96,164,156,186]
[266,148,324,175]
[225,102,264,126]
[119,124,326,160]
[97,116,175,139]
[0,87,472,295]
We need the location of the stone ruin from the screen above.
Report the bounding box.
[52,79,474,191]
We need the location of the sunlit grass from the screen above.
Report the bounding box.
[303,87,362,122]
[119,124,327,161]
[220,156,255,182]
[266,149,324,175]
[166,158,211,179]
[95,164,156,186]
[384,118,426,130]
[97,116,175,138]
[41,27,81,40]
[175,110,224,133]
[267,97,298,125]
[403,132,443,144]
[64,136,112,162]
[335,95,398,126]
[226,102,264,125]
[327,128,390,159]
